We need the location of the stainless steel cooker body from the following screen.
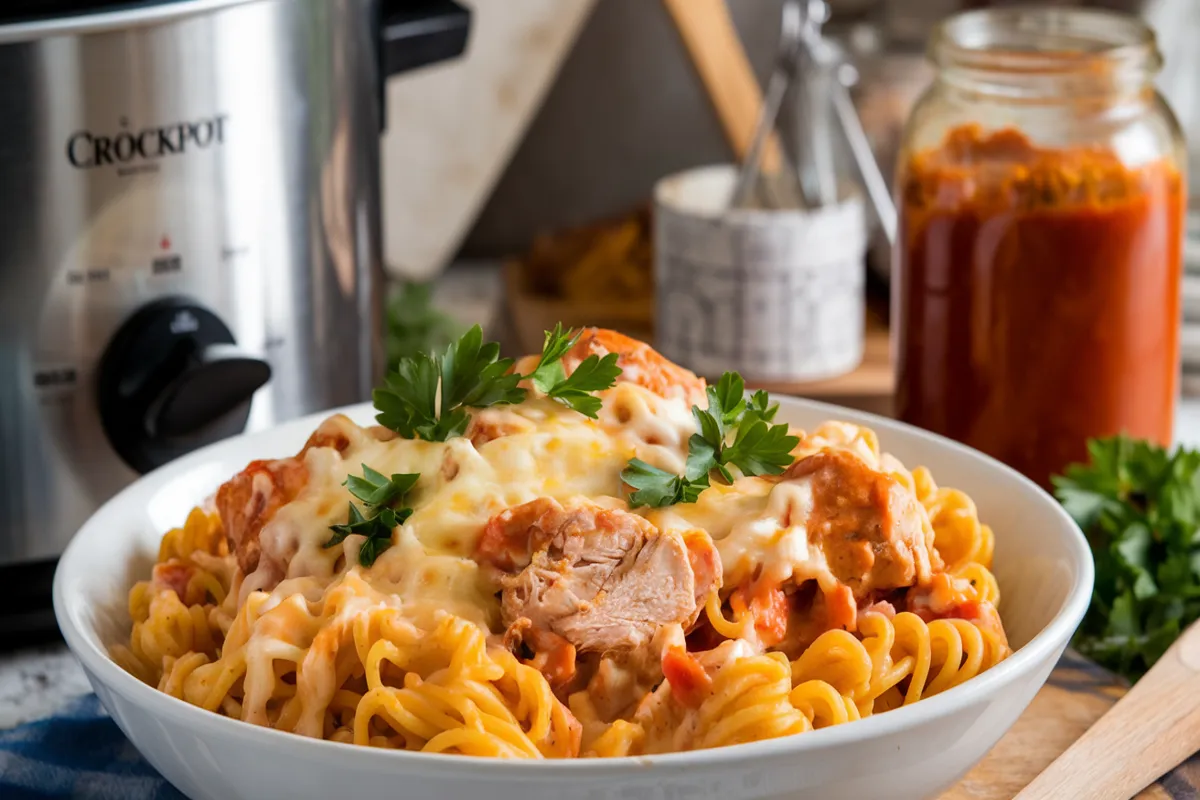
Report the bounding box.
[0,0,468,592]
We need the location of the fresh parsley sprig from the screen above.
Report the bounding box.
[689,372,798,484]
[527,323,622,418]
[374,325,523,442]
[721,417,800,477]
[325,504,406,568]
[622,372,798,509]
[1053,436,1200,681]
[345,465,420,508]
[624,456,711,508]
[742,388,780,426]
[325,465,420,567]
[373,324,622,441]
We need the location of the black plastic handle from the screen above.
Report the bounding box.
[97,298,271,474]
[380,0,471,77]
[147,344,271,439]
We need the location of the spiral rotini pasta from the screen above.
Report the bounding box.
[114,331,1010,759]
[110,509,233,686]
[913,466,996,570]
[351,616,579,757]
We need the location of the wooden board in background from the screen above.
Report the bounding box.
[503,266,893,403]
[743,309,892,400]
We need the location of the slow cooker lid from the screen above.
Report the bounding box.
[0,0,195,25]
[0,0,260,41]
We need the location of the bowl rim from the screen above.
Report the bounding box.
[53,396,1094,776]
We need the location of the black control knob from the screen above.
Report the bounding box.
[97,297,271,474]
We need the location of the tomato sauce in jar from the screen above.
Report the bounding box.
[896,124,1184,486]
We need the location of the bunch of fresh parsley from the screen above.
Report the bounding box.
[373,324,622,443]
[622,372,799,508]
[325,466,419,567]
[1053,436,1200,681]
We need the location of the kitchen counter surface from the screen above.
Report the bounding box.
[0,644,90,730]
[8,398,1200,730]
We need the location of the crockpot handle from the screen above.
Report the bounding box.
[380,0,472,77]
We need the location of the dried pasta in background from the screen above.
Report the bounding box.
[517,206,653,304]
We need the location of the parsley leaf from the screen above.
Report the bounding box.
[544,353,623,418]
[325,467,420,567]
[685,433,718,483]
[373,353,440,439]
[622,459,681,508]
[693,372,798,482]
[623,458,710,509]
[690,406,727,481]
[525,323,622,418]
[356,513,401,568]
[722,419,800,477]
[373,325,522,442]
[678,473,710,504]
[441,325,524,410]
[743,389,780,425]
[324,505,412,568]
[622,373,798,508]
[706,372,747,430]
[344,465,420,508]
[324,502,371,549]
[374,323,624,440]
[1053,435,1200,681]
[528,323,580,394]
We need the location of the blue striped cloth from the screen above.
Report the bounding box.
[0,694,183,800]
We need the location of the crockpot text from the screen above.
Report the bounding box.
[66,115,230,169]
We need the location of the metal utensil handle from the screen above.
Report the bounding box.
[832,66,896,245]
[730,70,791,208]
[729,0,803,209]
[789,0,837,209]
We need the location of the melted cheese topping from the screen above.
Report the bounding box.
[241,387,919,631]
[649,474,834,592]
[598,382,697,476]
[244,391,701,623]
[119,356,1013,760]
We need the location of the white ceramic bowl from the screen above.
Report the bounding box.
[54,398,1093,800]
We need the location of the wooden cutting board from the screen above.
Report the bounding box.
[943,650,1200,799]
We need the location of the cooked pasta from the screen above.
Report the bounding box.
[914,466,996,570]
[116,328,1010,758]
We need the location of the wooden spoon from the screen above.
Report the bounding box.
[1016,619,1200,800]
[661,0,786,173]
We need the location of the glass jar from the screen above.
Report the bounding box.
[894,7,1186,488]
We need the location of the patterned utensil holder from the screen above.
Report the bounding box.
[654,164,866,382]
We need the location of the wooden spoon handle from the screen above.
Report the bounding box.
[661,0,785,174]
[1016,620,1200,800]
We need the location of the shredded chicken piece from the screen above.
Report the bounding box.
[476,499,721,661]
[786,448,941,598]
